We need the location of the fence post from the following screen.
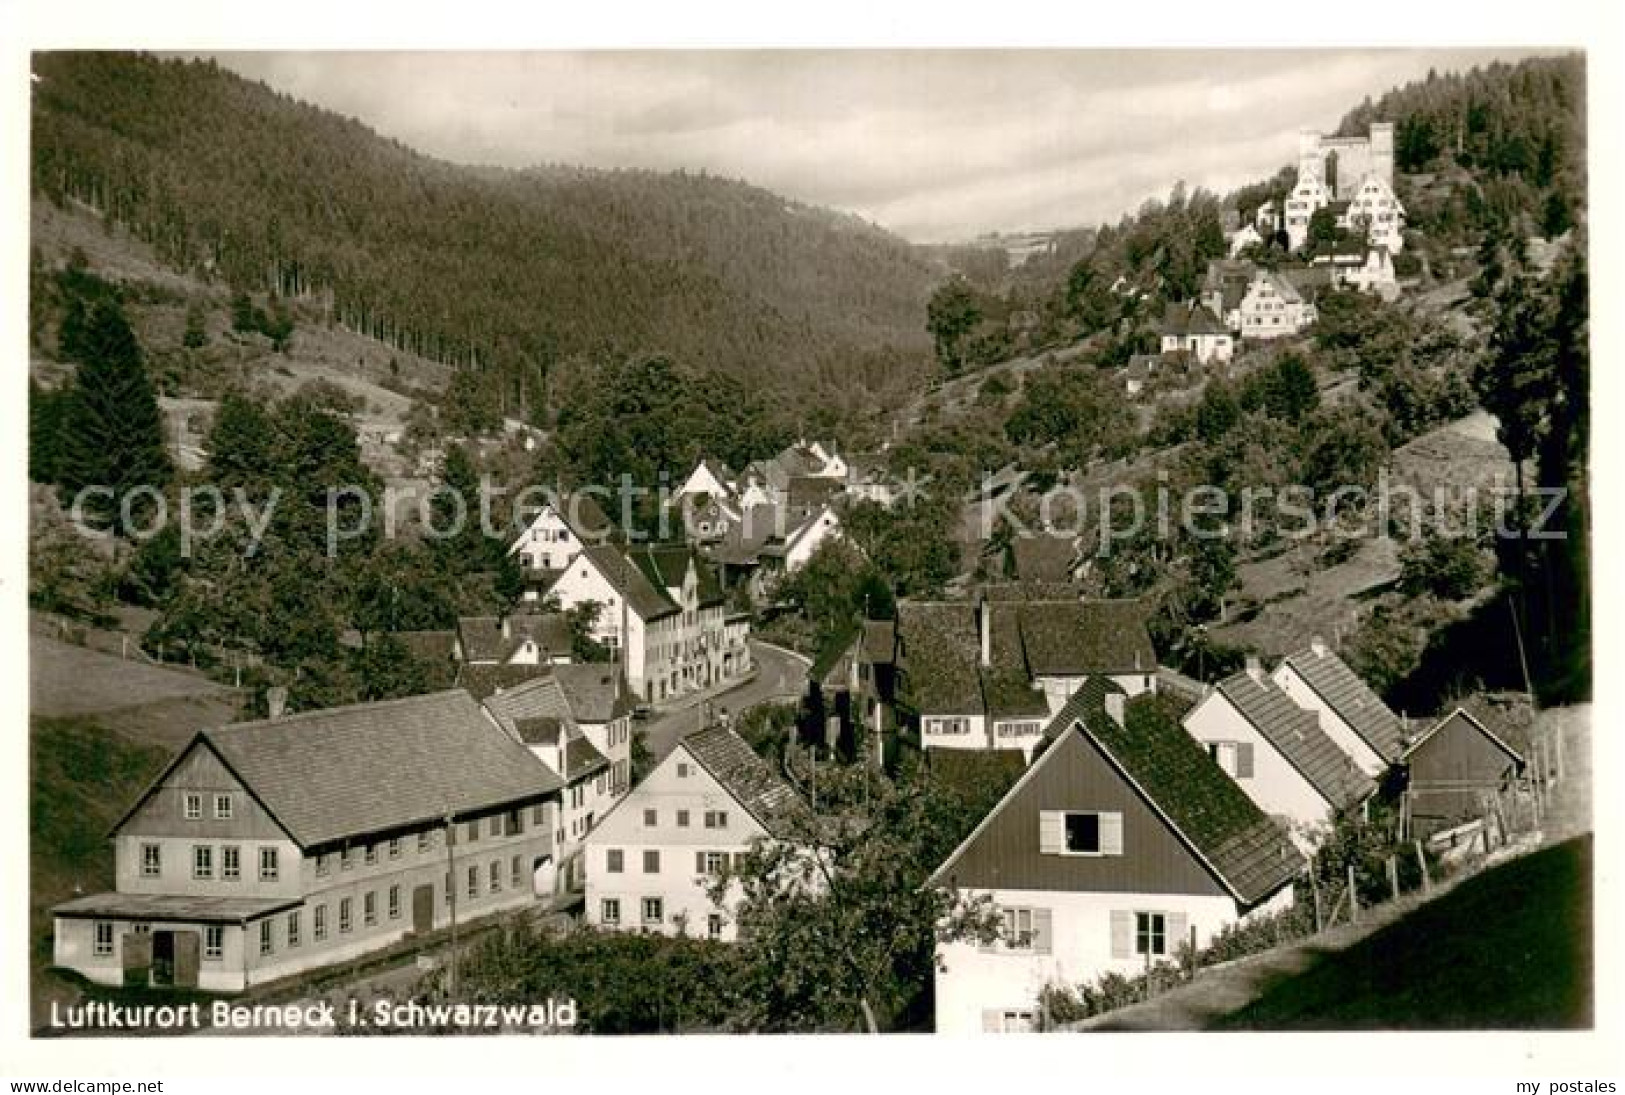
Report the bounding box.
[1188,924,1198,982]
[1414,840,1431,894]
[1311,873,1323,932]
[1347,865,1359,925]
[1481,814,1493,855]
[1387,856,1400,902]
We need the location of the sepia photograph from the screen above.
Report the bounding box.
[3,4,1614,1088]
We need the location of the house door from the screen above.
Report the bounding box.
[151,930,175,986]
[172,932,200,988]
[122,930,152,988]
[412,884,435,935]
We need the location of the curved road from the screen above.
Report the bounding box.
[641,640,810,760]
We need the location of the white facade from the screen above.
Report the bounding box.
[1238,273,1316,340]
[921,713,990,752]
[673,461,736,506]
[547,555,649,692]
[782,506,844,573]
[1283,176,1330,251]
[509,504,587,572]
[1227,224,1263,257]
[583,744,765,941]
[1271,662,1389,778]
[1181,690,1337,840]
[1158,329,1234,364]
[935,885,1294,1034]
[1341,175,1406,253]
[1035,673,1156,717]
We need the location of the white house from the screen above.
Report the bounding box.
[1339,174,1406,254]
[1271,638,1405,779]
[1158,302,1235,364]
[1181,663,1375,845]
[1283,175,1331,251]
[553,663,636,798]
[1227,223,1264,257]
[1238,270,1317,340]
[508,492,615,576]
[672,459,738,507]
[930,680,1302,1034]
[583,724,812,942]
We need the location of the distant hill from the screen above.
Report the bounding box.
[30,52,942,422]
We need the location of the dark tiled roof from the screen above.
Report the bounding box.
[1279,645,1404,760]
[552,663,633,723]
[514,716,565,746]
[896,602,982,714]
[457,616,521,663]
[628,544,724,609]
[564,734,611,781]
[481,674,574,740]
[1160,302,1230,338]
[177,691,561,850]
[1217,670,1375,808]
[787,475,842,513]
[980,667,1050,718]
[683,725,810,839]
[53,893,303,924]
[580,544,679,622]
[454,662,552,702]
[1010,535,1076,584]
[393,630,457,665]
[1056,680,1304,905]
[1011,600,1156,677]
[859,620,895,666]
[555,491,615,541]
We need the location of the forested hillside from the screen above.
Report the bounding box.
[30,52,940,423]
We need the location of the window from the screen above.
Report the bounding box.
[417,831,431,853]
[643,808,657,827]
[388,884,401,920]
[339,898,353,933]
[489,861,501,893]
[193,845,214,880]
[707,914,724,941]
[1039,810,1124,857]
[511,855,523,889]
[287,911,301,948]
[926,716,970,737]
[1067,813,1099,853]
[364,843,378,866]
[467,866,479,900]
[677,763,690,778]
[314,905,328,941]
[532,804,546,827]
[606,849,624,874]
[221,845,241,880]
[601,898,621,925]
[641,897,664,925]
[259,847,279,882]
[204,925,224,960]
[389,838,402,859]
[676,809,690,828]
[1003,908,1034,949]
[364,891,377,926]
[466,821,480,844]
[488,816,501,838]
[214,794,233,820]
[1136,912,1167,957]
[699,851,728,875]
[506,810,523,837]
[93,922,114,956]
[643,849,660,874]
[140,843,161,878]
[259,920,274,956]
[1207,740,1254,779]
[704,810,729,830]
[316,854,330,877]
[341,848,354,871]
[184,793,203,820]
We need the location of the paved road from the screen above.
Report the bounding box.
[641,640,809,760]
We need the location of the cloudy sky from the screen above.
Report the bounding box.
[209,49,1552,243]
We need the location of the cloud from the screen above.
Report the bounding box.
[206,48,1555,242]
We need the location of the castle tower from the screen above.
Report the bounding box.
[1368,121,1395,188]
[1297,129,1325,183]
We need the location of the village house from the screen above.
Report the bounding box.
[1157,302,1235,364]
[1180,661,1376,845]
[845,454,896,507]
[1271,638,1406,779]
[1285,122,1399,252]
[52,691,562,993]
[1399,707,1527,840]
[1237,269,1317,340]
[1201,258,1257,331]
[509,491,617,597]
[552,662,636,796]
[583,724,813,942]
[454,613,572,668]
[545,543,738,704]
[1341,173,1407,253]
[930,680,1303,1034]
[892,596,1157,761]
[481,674,628,892]
[672,458,738,508]
[1309,243,1401,300]
[708,503,845,603]
[809,618,899,763]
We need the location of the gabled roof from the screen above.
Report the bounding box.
[1278,644,1405,761]
[1160,301,1230,338]
[510,490,615,551]
[896,602,982,714]
[859,620,896,666]
[552,663,633,723]
[933,680,1302,907]
[456,614,571,664]
[1214,670,1375,809]
[628,544,724,608]
[564,734,611,781]
[454,662,552,701]
[1009,599,1156,678]
[682,725,811,840]
[1402,707,1525,767]
[117,691,562,850]
[579,544,679,622]
[481,674,575,741]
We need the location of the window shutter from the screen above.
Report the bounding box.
[1110,910,1133,959]
[1038,810,1064,855]
[1100,812,1124,856]
[1235,742,1255,779]
[1167,911,1190,957]
[1031,908,1053,955]
[696,851,707,874]
[981,1009,1003,1034]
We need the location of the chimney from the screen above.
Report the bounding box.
[978,597,991,668]
[1244,655,1264,682]
[501,615,512,640]
[1105,692,1126,728]
[266,686,288,720]
[1309,634,1328,658]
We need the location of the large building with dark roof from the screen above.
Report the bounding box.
[929,681,1302,1034]
[52,691,563,993]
